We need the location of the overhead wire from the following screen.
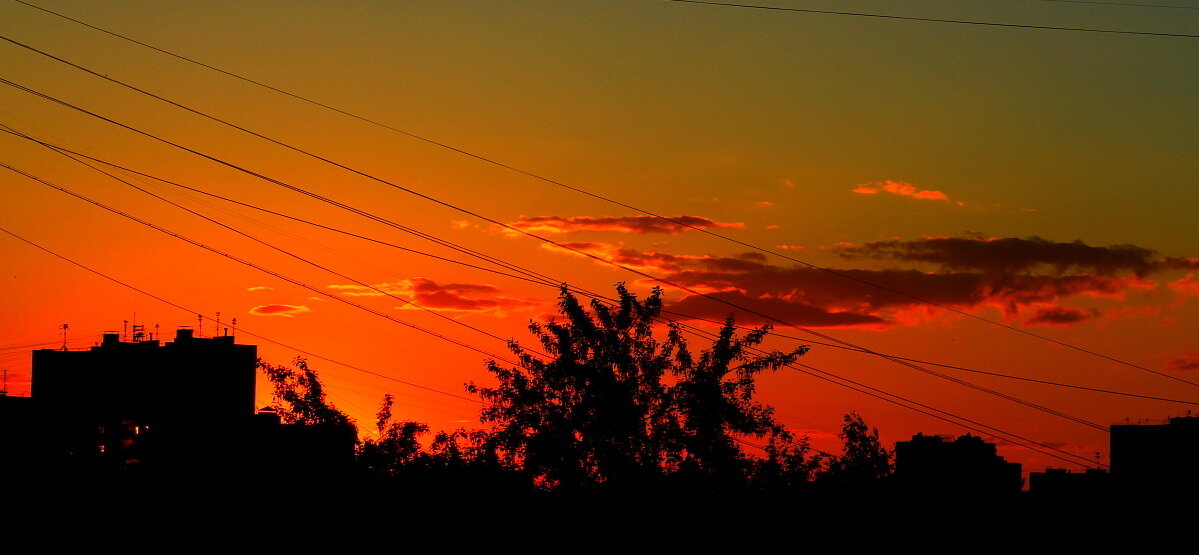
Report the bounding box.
[0,27,1167,461]
[0,0,1182,467]
[0,27,1185,391]
[2,75,1122,432]
[664,0,1199,37]
[1031,0,1199,10]
[0,85,1143,435]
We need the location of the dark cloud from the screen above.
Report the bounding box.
[665,290,889,328]
[1159,258,1199,270]
[837,236,1163,276]
[540,240,1157,329]
[509,215,745,235]
[1024,306,1100,327]
[249,304,311,317]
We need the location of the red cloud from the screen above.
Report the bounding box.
[1169,274,1199,297]
[328,278,537,315]
[249,304,311,317]
[508,215,745,235]
[539,242,718,273]
[852,180,958,204]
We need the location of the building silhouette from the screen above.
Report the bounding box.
[1110,416,1199,495]
[2,327,355,483]
[894,433,1022,496]
[1027,467,1108,498]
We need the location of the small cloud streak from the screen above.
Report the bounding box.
[1169,274,1199,297]
[1024,306,1100,327]
[329,278,537,315]
[249,304,311,318]
[1167,352,1199,371]
[852,180,961,205]
[507,215,745,235]
[247,286,274,292]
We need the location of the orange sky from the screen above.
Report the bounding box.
[1,0,1197,473]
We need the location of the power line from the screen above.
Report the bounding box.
[0,108,1160,439]
[665,0,1199,37]
[0,28,1182,390]
[7,129,1193,410]
[0,83,1109,433]
[1032,0,1199,10]
[0,75,1139,435]
[0,86,1124,463]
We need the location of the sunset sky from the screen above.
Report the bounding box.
[1,0,1197,472]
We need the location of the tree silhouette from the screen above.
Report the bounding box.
[824,411,892,485]
[466,285,810,492]
[358,393,430,477]
[258,356,354,429]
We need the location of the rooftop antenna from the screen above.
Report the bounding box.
[216,311,222,336]
[231,317,237,339]
[154,323,160,341]
[122,319,129,342]
[60,323,69,351]
[197,314,203,338]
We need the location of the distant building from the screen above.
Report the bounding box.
[1110,416,1199,494]
[894,433,1022,496]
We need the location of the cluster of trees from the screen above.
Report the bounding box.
[261,285,893,496]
